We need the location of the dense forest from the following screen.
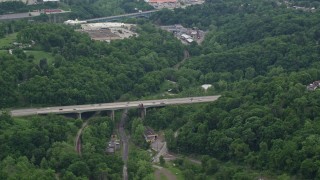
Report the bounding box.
[0,112,122,179]
[0,22,184,108]
[146,0,320,179]
[2,0,320,179]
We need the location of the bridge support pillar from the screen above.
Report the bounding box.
[111,110,115,121]
[77,112,82,119]
[140,108,146,119]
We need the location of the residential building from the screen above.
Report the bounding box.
[106,135,120,154]
[144,127,158,143]
[307,81,320,91]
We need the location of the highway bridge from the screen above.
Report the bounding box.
[10,95,221,119]
[85,10,159,23]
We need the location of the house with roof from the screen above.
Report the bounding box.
[307,81,320,91]
[144,127,158,143]
[106,134,120,154]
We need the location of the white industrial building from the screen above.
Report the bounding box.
[81,22,134,30]
[181,34,191,39]
[64,19,87,25]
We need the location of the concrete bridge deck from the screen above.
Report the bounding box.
[85,10,159,23]
[10,95,221,117]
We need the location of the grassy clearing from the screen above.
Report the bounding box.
[24,50,55,64]
[165,163,184,180]
[159,80,177,92]
[159,172,168,180]
[0,33,17,49]
[13,117,31,127]
[137,80,179,100]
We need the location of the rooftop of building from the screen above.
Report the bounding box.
[144,126,157,136]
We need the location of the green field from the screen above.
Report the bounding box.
[0,33,54,63]
[13,117,31,127]
[0,33,17,49]
[24,50,55,64]
[165,163,184,180]
[0,49,54,64]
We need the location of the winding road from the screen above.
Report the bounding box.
[75,121,88,155]
[119,110,129,180]
[174,50,190,69]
